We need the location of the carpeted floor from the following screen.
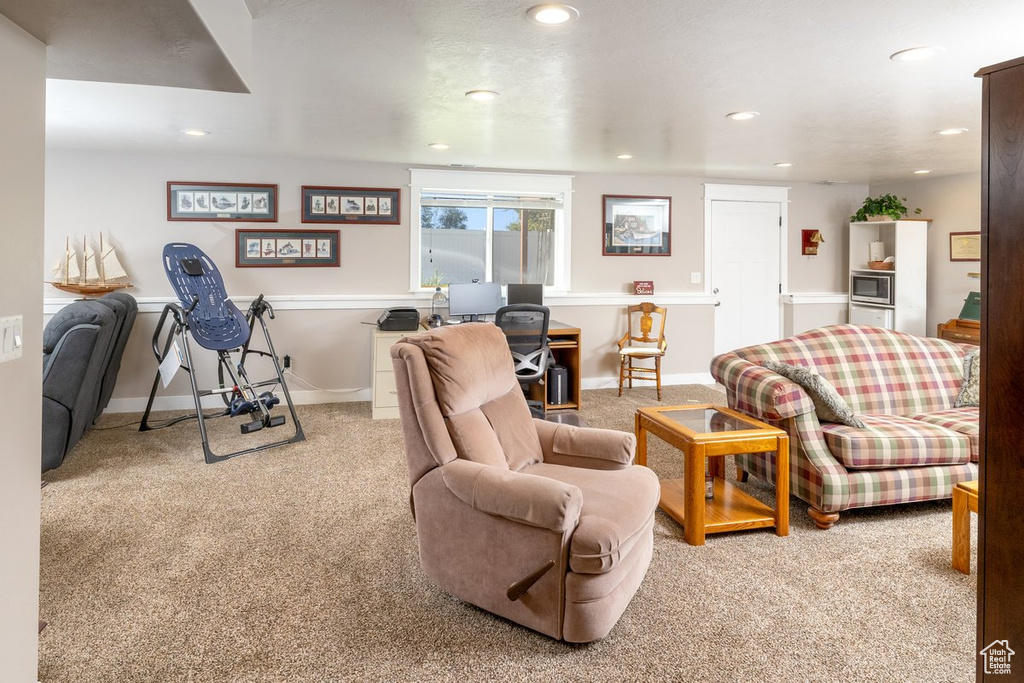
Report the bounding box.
[39,385,977,682]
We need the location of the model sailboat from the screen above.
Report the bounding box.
[48,233,132,295]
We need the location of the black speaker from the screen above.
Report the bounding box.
[547,365,568,405]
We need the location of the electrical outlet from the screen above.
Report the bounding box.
[283,354,292,370]
[690,272,701,284]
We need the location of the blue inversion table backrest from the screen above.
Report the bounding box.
[162,243,250,351]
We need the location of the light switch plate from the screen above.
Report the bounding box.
[0,315,23,363]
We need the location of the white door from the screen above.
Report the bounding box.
[710,199,783,355]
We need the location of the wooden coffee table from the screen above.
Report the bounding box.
[635,404,789,546]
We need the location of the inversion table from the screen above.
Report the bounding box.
[140,243,304,463]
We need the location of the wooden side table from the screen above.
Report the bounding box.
[952,479,979,574]
[635,404,789,546]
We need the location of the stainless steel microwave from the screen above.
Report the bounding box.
[850,271,894,306]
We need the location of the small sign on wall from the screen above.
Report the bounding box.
[634,280,654,295]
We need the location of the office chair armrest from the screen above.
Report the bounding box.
[441,458,582,533]
[534,419,636,470]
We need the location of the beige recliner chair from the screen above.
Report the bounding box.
[391,323,660,642]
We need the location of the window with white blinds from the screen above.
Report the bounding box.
[409,169,573,291]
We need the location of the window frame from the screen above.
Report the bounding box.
[409,169,573,293]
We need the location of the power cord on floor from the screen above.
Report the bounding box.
[283,369,366,394]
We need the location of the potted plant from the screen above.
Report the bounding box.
[850,194,922,222]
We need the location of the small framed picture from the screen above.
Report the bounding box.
[168,182,278,221]
[237,230,340,267]
[301,186,400,224]
[950,231,981,262]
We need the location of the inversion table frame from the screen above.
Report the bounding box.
[140,243,305,463]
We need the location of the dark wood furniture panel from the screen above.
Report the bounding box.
[975,55,1024,681]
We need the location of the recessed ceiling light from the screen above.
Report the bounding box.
[773,162,793,168]
[936,127,969,135]
[526,4,579,24]
[616,153,634,160]
[726,111,760,121]
[914,169,932,174]
[465,89,498,102]
[890,46,945,62]
[182,129,209,136]
[428,143,449,150]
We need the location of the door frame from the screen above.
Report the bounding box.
[703,183,789,349]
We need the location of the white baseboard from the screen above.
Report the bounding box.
[580,372,716,390]
[105,373,717,413]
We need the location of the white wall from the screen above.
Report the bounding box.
[0,14,44,682]
[45,149,866,408]
[870,173,981,333]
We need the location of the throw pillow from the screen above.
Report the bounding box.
[955,351,980,408]
[761,360,867,428]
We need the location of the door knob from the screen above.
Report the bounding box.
[713,288,720,294]
[714,301,721,307]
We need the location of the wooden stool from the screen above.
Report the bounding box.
[952,480,979,574]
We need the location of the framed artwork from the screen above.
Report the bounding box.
[167,182,278,221]
[301,186,400,224]
[949,231,981,262]
[602,195,671,255]
[235,229,340,267]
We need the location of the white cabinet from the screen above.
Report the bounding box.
[371,327,427,419]
[848,219,929,336]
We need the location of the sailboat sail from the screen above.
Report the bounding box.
[49,240,81,283]
[101,242,128,280]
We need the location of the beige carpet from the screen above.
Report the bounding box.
[39,385,977,682]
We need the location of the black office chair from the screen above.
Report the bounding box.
[494,304,551,418]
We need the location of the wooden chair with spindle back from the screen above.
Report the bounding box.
[617,302,668,400]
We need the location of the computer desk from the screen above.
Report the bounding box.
[530,320,582,412]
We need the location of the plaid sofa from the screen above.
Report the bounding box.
[710,325,978,528]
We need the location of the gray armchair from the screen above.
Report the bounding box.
[42,300,117,472]
[391,323,659,642]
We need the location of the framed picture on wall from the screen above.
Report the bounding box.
[167,182,278,221]
[602,195,671,255]
[235,229,340,267]
[949,231,981,262]
[301,186,400,224]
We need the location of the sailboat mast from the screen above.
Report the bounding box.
[63,236,69,285]
[99,232,106,285]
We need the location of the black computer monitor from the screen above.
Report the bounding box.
[506,283,544,306]
[447,282,503,321]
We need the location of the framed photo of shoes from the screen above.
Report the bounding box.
[168,182,278,222]
[235,229,340,267]
[301,186,400,224]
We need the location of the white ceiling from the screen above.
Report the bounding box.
[16,0,1024,184]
